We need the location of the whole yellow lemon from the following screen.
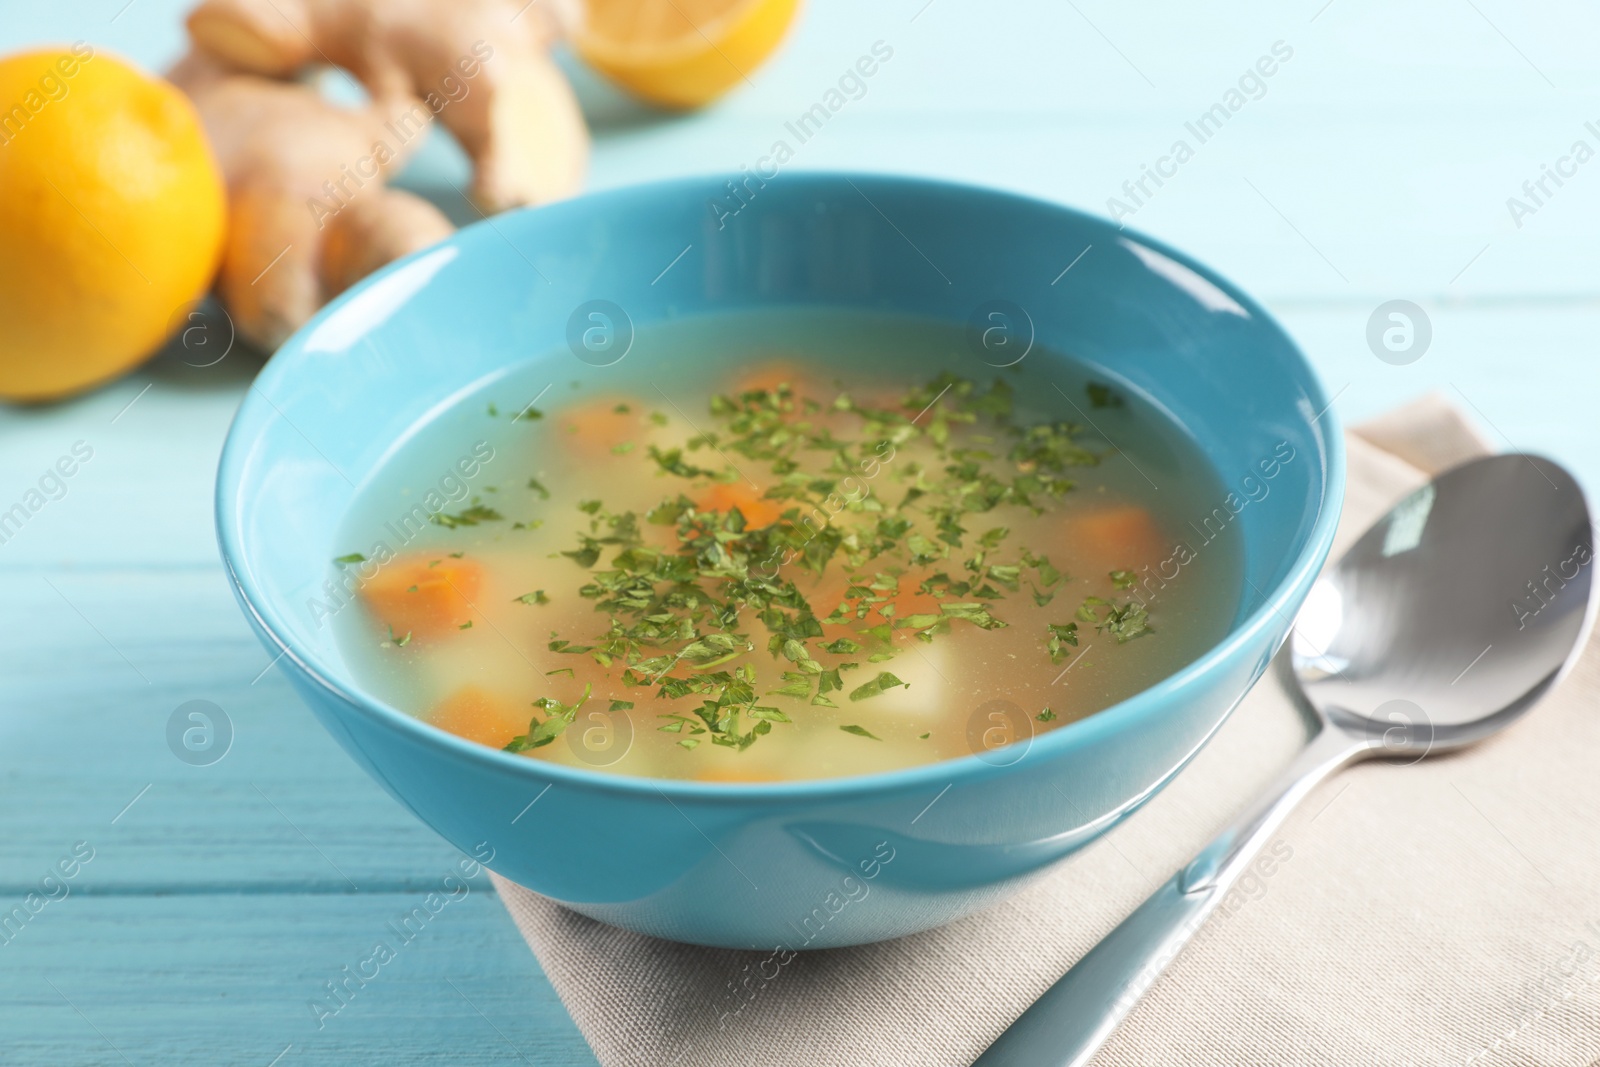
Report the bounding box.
[0,45,226,402]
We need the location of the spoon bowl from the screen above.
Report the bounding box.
[1294,453,1596,754]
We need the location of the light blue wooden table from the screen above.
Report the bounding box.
[4,0,1598,1062]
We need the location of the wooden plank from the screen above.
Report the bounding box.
[0,347,258,569]
[0,892,597,1066]
[0,566,478,891]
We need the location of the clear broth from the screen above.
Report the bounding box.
[328,309,1244,782]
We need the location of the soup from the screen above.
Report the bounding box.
[327,310,1244,782]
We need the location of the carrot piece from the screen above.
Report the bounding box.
[694,481,784,530]
[358,555,481,640]
[1070,505,1166,568]
[558,395,644,456]
[730,362,820,425]
[426,685,529,750]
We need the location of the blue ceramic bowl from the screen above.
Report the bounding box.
[216,173,1343,949]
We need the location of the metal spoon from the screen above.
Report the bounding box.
[975,453,1596,1067]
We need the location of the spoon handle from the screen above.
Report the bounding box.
[973,726,1365,1067]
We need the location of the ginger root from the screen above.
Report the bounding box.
[170,51,454,349]
[173,0,589,350]
[318,191,458,298]
[186,0,587,211]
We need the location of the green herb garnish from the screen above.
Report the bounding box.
[432,505,502,528]
[848,672,908,702]
[1047,622,1079,664]
[504,684,592,752]
[1079,597,1152,643]
[505,370,1146,755]
[1087,382,1125,409]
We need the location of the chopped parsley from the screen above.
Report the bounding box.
[491,371,1153,756]
[1047,622,1079,664]
[432,504,503,528]
[1086,381,1125,409]
[1079,597,1152,643]
[504,684,592,751]
[848,672,909,702]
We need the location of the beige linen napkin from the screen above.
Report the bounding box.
[493,394,1600,1067]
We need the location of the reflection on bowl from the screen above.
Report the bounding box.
[216,173,1342,949]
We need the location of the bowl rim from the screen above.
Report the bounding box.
[216,169,1346,803]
